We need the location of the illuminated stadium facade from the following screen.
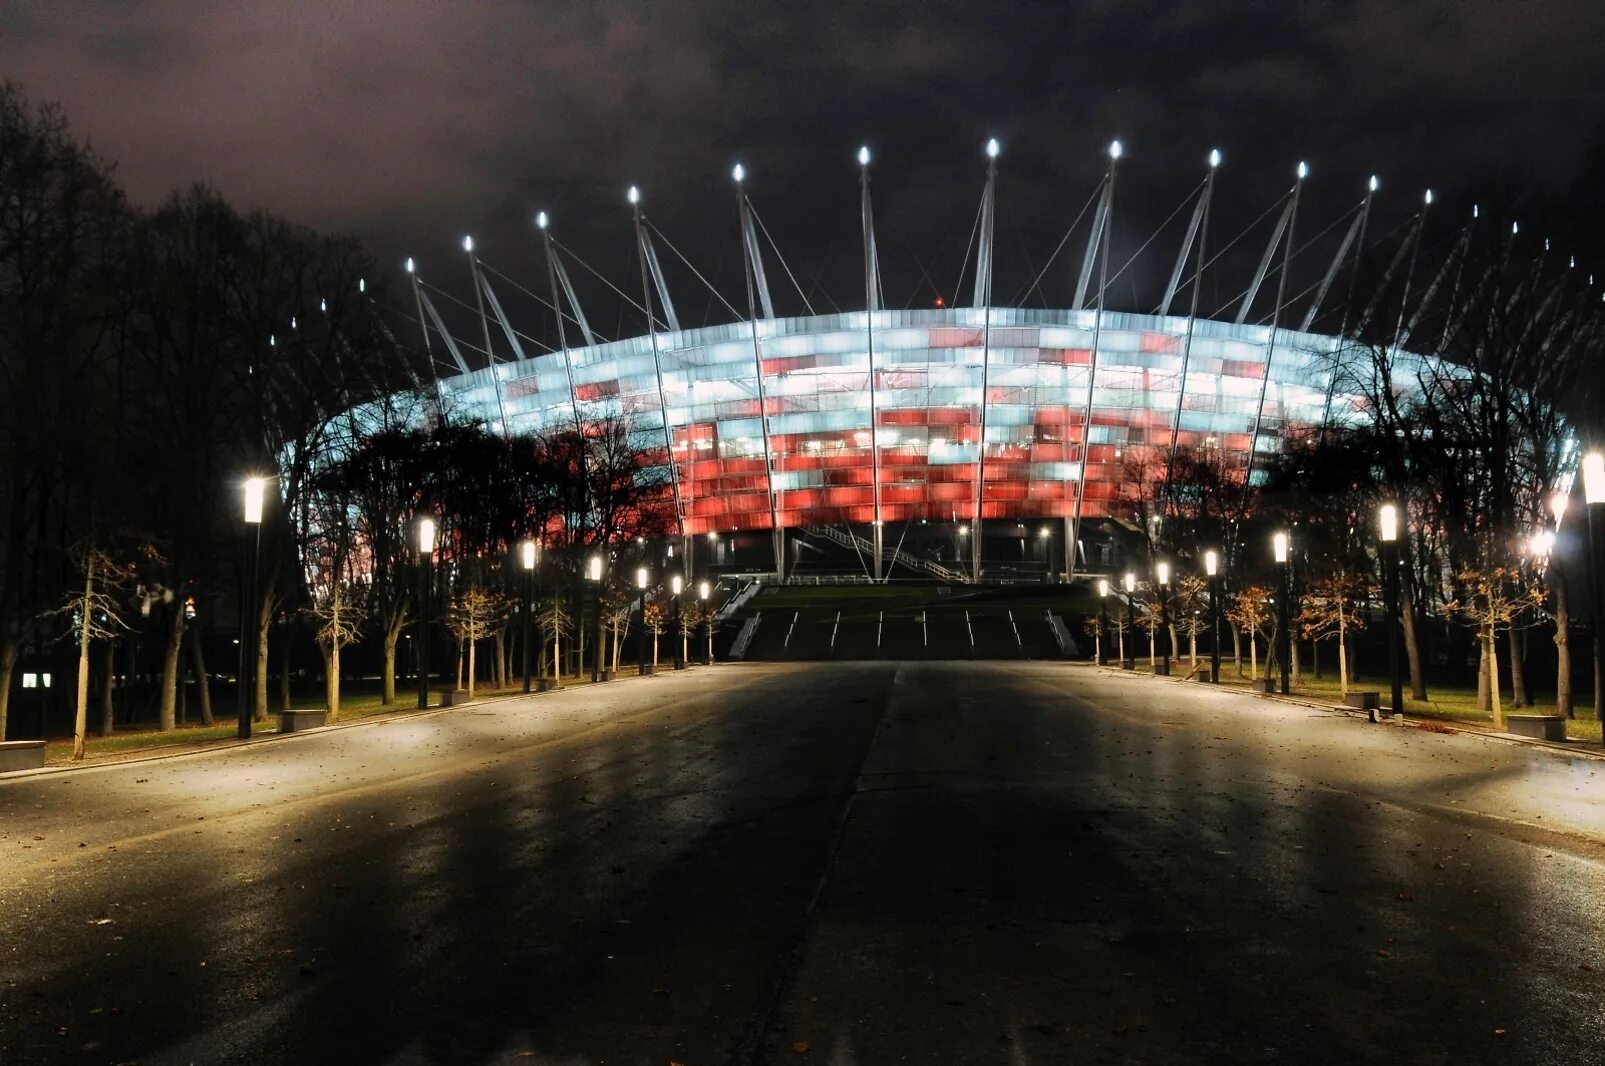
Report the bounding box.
[391,143,1433,582]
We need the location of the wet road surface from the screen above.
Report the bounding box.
[2,662,1603,1064]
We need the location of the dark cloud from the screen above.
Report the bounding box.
[3,0,1601,332]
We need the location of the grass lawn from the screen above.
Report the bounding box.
[37,674,605,767]
[1116,656,1604,745]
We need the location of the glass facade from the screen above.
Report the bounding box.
[423,308,1389,535]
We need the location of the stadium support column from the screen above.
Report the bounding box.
[404,257,447,415]
[971,139,1000,584]
[537,211,590,545]
[1067,140,1122,587]
[1241,162,1306,503]
[860,147,885,582]
[734,163,785,580]
[631,186,690,581]
[463,236,511,436]
[1162,149,1220,522]
[1312,176,1378,441]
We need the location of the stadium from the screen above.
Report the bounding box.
[386,144,1433,583]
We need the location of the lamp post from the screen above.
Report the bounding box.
[1582,450,1605,738]
[588,553,605,682]
[416,516,437,709]
[1379,503,1402,724]
[1096,578,1110,664]
[520,540,537,693]
[238,477,265,740]
[1205,549,1220,684]
[1122,571,1137,670]
[1155,561,1173,675]
[636,566,652,675]
[1273,530,1291,695]
[699,580,713,663]
[671,574,685,669]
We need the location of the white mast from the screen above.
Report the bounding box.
[734,163,785,578]
[631,185,690,581]
[971,138,999,583]
[860,145,884,582]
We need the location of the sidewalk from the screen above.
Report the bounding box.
[1086,659,1605,762]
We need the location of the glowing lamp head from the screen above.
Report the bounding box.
[857,145,871,167]
[535,211,549,230]
[520,540,537,570]
[1208,148,1222,168]
[671,575,683,596]
[462,235,474,253]
[1123,572,1136,593]
[1379,503,1399,543]
[417,516,437,555]
[698,580,710,600]
[1512,220,1520,236]
[319,298,327,313]
[985,137,1000,159]
[1424,189,1434,206]
[627,185,640,205]
[1273,531,1290,564]
[1108,139,1123,160]
[587,554,602,581]
[358,278,366,294]
[405,256,415,274]
[1296,161,1309,180]
[1038,526,1051,538]
[1098,578,1110,597]
[732,162,746,183]
[1583,451,1605,505]
[1368,175,1380,193]
[243,477,266,524]
[635,566,649,590]
[1156,561,1171,586]
[1204,549,1219,577]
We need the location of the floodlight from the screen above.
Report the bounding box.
[732,163,746,183]
[1379,503,1398,542]
[1424,189,1434,206]
[520,540,537,570]
[1273,531,1289,564]
[1204,550,1218,577]
[627,185,640,205]
[1208,148,1222,168]
[1368,175,1380,192]
[1296,161,1309,180]
[985,138,1000,159]
[536,211,549,230]
[857,145,871,167]
[243,478,266,524]
[1108,139,1123,160]
[417,516,437,555]
[462,235,473,252]
[405,257,415,273]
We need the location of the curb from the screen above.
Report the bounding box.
[2,663,717,782]
[1089,661,1605,763]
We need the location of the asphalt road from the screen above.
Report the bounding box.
[2,662,1603,1065]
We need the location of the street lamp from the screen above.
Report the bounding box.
[1273,530,1291,695]
[1122,571,1137,670]
[1155,561,1172,675]
[1096,578,1110,664]
[520,540,537,693]
[699,580,713,663]
[416,516,437,709]
[1204,549,1220,684]
[1582,450,1605,736]
[1378,504,1401,724]
[636,565,652,675]
[238,477,266,739]
[671,574,685,669]
[587,553,605,682]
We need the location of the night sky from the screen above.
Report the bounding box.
[4,0,1603,344]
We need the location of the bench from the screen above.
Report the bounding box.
[1343,691,1381,711]
[1255,676,1278,694]
[0,740,46,773]
[1507,715,1566,742]
[1188,663,1211,682]
[276,709,327,733]
[437,689,471,707]
[536,677,559,692]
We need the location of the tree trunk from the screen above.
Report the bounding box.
[188,623,213,726]
[73,565,94,760]
[1507,625,1529,708]
[1476,639,1490,711]
[1337,608,1349,698]
[253,596,273,723]
[381,613,403,705]
[324,644,341,721]
[1312,637,1322,679]
[0,636,16,741]
[100,639,116,736]
[1249,631,1258,681]
[278,626,292,711]
[1554,573,1572,717]
[1189,630,1197,667]
[158,604,184,731]
[466,637,477,699]
[1232,625,1243,676]
[1401,576,1427,700]
[1487,630,1504,730]
[1291,634,1302,688]
[493,630,506,691]
[652,630,659,668]
[1117,625,1124,664]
